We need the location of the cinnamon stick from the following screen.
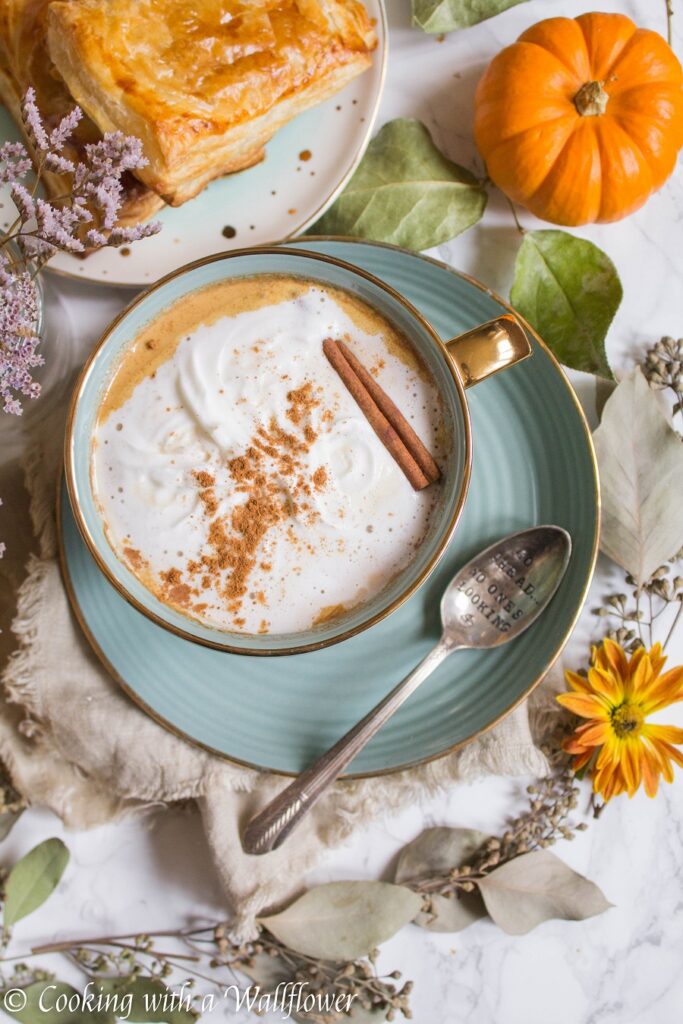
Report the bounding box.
[322,338,437,491]
[336,339,441,484]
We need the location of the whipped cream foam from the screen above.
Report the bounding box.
[92,276,446,634]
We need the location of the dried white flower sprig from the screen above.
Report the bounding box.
[0,87,161,415]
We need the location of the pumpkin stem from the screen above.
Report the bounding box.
[574,80,609,117]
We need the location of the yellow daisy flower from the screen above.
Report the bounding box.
[557,638,683,800]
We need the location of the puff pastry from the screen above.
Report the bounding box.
[47,0,377,206]
[0,0,163,227]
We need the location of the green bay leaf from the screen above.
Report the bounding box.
[394,827,489,932]
[3,837,69,928]
[395,826,491,883]
[478,850,612,935]
[259,881,422,960]
[414,891,487,933]
[593,368,683,583]
[311,119,486,251]
[510,229,621,379]
[412,0,529,32]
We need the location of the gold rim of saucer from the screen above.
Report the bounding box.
[59,239,600,780]
[64,245,474,656]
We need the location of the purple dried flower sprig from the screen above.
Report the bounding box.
[0,251,42,415]
[0,141,32,184]
[1,87,161,416]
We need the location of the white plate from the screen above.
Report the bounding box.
[0,1,386,287]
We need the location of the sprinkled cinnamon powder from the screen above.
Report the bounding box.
[168,582,194,607]
[261,419,307,455]
[158,566,199,609]
[199,489,218,516]
[166,402,331,626]
[228,448,263,485]
[286,382,319,425]
[194,470,219,515]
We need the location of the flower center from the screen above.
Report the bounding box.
[611,701,644,738]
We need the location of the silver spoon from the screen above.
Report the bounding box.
[242,525,571,856]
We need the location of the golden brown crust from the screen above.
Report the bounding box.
[0,0,164,226]
[46,0,377,205]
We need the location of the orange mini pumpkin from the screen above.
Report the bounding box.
[474,12,683,225]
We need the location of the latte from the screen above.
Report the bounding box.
[91,275,446,634]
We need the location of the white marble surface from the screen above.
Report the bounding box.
[2,1,683,1021]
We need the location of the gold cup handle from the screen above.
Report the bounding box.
[445,315,531,388]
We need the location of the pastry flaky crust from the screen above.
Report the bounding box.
[47,0,377,206]
[0,0,164,226]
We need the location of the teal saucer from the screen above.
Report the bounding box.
[59,239,598,777]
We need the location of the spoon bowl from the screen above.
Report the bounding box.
[441,526,572,649]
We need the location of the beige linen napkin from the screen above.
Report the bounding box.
[0,308,548,936]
